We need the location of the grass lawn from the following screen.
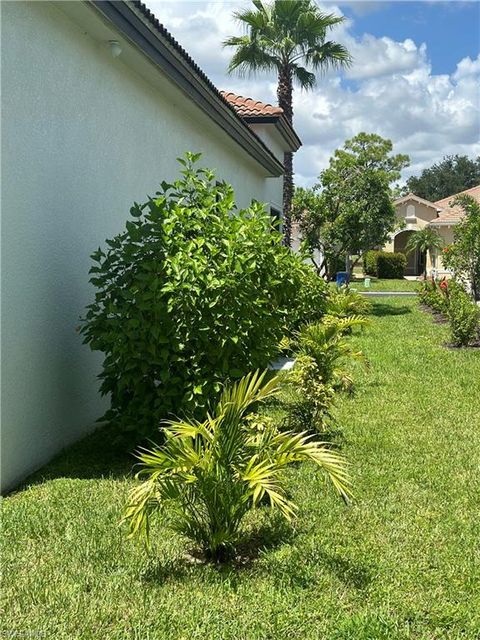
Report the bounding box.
[350,277,420,292]
[3,298,479,639]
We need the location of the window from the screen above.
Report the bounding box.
[270,207,282,231]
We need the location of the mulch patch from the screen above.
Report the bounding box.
[444,340,480,350]
[419,304,448,324]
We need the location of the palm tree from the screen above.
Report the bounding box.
[224,0,352,247]
[405,227,444,279]
[124,370,351,561]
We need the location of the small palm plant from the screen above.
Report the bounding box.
[297,316,368,390]
[326,289,372,318]
[124,371,351,562]
[405,227,443,279]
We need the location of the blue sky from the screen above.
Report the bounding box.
[337,1,480,76]
[146,0,480,186]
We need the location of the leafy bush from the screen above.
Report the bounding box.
[441,195,480,301]
[363,250,381,276]
[447,286,480,346]
[123,371,351,561]
[376,252,407,279]
[326,288,372,318]
[419,279,448,314]
[364,250,407,278]
[81,153,303,440]
[285,265,329,334]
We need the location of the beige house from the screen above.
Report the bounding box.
[385,185,480,277]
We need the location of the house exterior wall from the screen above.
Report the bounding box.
[431,226,456,276]
[384,201,440,276]
[0,1,283,492]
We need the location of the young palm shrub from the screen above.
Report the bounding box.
[285,355,336,433]
[297,316,368,391]
[326,289,372,318]
[124,371,351,561]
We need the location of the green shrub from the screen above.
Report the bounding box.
[364,250,407,278]
[81,153,303,440]
[376,252,407,278]
[123,371,351,561]
[285,265,328,334]
[447,286,479,347]
[363,250,381,276]
[419,279,449,314]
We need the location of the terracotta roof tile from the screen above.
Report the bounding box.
[220,92,283,117]
[430,184,480,225]
[431,208,465,225]
[434,184,480,208]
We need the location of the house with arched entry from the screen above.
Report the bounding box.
[383,185,480,278]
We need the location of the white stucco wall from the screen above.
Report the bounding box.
[0,1,283,492]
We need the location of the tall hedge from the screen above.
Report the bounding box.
[376,252,407,278]
[81,153,309,440]
[363,250,381,276]
[363,250,406,278]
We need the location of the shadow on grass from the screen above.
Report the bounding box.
[369,302,412,317]
[283,548,373,591]
[17,425,136,491]
[317,550,373,589]
[141,515,295,585]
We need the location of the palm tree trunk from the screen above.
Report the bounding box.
[277,66,293,247]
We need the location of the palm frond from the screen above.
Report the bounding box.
[307,41,353,70]
[224,0,351,90]
[124,370,352,560]
[293,65,317,89]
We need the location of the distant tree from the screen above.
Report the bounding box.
[294,133,410,277]
[405,227,443,279]
[404,155,480,202]
[442,195,480,301]
[224,0,351,247]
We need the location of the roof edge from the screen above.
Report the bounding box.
[393,193,440,210]
[89,0,284,177]
[434,184,480,206]
[243,114,302,152]
[429,220,460,227]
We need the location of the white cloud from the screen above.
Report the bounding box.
[145,1,480,187]
[453,53,480,80]
[345,37,427,80]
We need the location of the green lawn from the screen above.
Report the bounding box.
[350,277,420,292]
[3,298,479,639]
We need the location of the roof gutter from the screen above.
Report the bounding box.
[89,1,284,177]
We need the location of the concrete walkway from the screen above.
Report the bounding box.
[361,291,418,297]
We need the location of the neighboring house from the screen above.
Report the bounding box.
[1,1,300,492]
[384,185,480,277]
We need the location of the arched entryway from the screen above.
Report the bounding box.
[394,230,424,276]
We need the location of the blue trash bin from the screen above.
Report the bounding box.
[336,271,349,287]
